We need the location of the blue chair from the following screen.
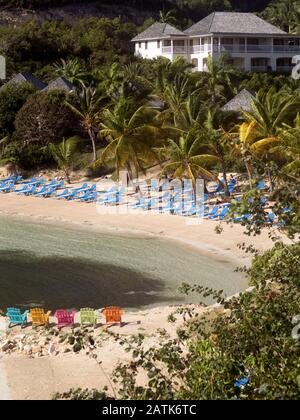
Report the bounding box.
[6,308,29,328]
[34,186,47,196]
[81,191,97,203]
[0,181,15,193]
[218,207,230,220]
[204,206,219,219]
[232,214,251,223]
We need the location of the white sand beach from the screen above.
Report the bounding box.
[0,192,282,399]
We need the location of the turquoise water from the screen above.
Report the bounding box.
[0,216,248,310]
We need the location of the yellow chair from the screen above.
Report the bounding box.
[30,308,51,326]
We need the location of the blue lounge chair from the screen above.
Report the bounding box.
[204,206,219,219]
[74,183,88,193]
[19,176,37,185]
[235,376,249,389]
[55,188,68,199]
[15,175,23,183]
[65,190,79,200]
[6,308,29,328]
[34,186,47,196]
[0,181,15,193]
[256,180,270,191]
[217,207,230,220]
[162,201,186,214]
[17,185,36,196]
[81,191,98,203]
[35,186,55,197]
[265,212,275,224]
[43,179,57,188]
[232,214,251,223]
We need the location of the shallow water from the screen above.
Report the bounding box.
[0,216,248,310]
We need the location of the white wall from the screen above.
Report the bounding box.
[135,41,162,59]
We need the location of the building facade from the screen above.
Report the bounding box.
[132,13,300,73]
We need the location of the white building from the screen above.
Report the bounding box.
[132,12,300,73]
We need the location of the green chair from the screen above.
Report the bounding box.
[80,308,97,326]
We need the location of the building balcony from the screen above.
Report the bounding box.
[162,46,188,54]
[273,45,300,53]
[214,44,300,53]
[191,45,212,53]
[251,66,269,72]
[277,66,293,73]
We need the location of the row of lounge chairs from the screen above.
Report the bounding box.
[0,174,273,221]
[5,306,124,329]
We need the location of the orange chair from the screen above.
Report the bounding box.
[30,308,51,326]
[102,306,124,325]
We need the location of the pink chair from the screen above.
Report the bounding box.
[54,310,76,328]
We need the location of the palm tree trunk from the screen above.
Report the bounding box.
[267,168,274,192]
[220,159,230,197]
[244,160,253,189]
[64,168,71,184]
[88,128,97,162]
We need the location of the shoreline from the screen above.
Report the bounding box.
[0,193,279,267]
[0,193,282,400]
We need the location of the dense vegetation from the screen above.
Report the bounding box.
[0,0,299,400]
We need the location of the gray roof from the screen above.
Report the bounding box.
[3,72,46,90]
[132,22,185,42]
[44,77,75,93]
[221,89,255,113]
[185,12,287,36]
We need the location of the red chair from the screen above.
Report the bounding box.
[54,309,76,328]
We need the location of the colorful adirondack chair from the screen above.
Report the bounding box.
[102,306,124,325]
[80,308,97,326]
[6,308,29,328]
[30,308,51,326]
[54,310,76,328]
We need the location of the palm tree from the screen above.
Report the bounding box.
[160,74,191,129]
[197,54,238,104]
[53,58,87,87]
[202,108,235,196]
[152,56,192,103]
[159,10,177,26]
[277,115,300,178]
[231,121,281,189]
[262,0,300,33]
[159,127,219,198]
[240,88,300,189]
[49,137,79,183]
[244,87,300,138]
[93,62,123,100]
[98,99,166,180]
[66,86,105,162]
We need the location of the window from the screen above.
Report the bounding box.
[157,40,160,48]
[173,40,185,47]
[145,41,148,50]
[191,58,198,68]
[138,42,142,48]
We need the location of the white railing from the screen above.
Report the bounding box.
[274,45,300,53]
[173,46,187,53]
[251,66,269,72]
[247,44,273,52]
[191,45,212,53]
[162,46,187,54]
[218,44,246,53]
